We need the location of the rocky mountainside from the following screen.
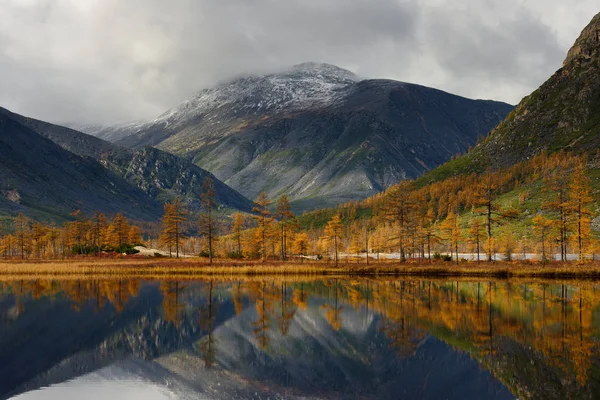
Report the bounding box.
[0,112,162,221]
[82,63,512,210]
[0,107,253,219]
[73,121,153,143]
[424,12,600,181]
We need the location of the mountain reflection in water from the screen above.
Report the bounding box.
[0,278,598,399]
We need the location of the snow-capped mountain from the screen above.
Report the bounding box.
[80,62,513,210]
[78,63,359,144]
[155,62,360,125]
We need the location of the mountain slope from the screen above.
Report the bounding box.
[422,12,600,182]
[72,121,150,143]
[83,63,512,209]
[0,113,162,221]
[0,107,253,215]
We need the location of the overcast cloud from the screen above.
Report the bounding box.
[0,0,598,124]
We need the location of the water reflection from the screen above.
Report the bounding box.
[1,278,599,399]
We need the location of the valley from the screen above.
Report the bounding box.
[80,63,512,210]
[2,4,600,400]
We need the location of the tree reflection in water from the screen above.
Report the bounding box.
[1,277,600,399]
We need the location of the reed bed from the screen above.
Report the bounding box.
[2,258,600,281]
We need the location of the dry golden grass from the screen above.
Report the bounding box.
[0,258,340,281]
[2,257,600,281]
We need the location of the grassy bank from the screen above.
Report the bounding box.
[2,258,600,281]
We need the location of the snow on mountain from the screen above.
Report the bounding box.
[77,63,360,142]
[76,62,512,211]
[69,121,148,143]
[152,62,360,127]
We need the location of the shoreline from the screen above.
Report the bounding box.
[2,258,600,281]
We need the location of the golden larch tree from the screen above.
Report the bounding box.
[14,213,31,259]
[293,232,310,263]
[276,195,294,261]
[568,161,594,263]
[199,177,218,263]
[532,214,554,263]
[324,214,343,266]
[160,199,187,258]
[252,192,273,262]
[231,212,245,257]
[110,213,130,251]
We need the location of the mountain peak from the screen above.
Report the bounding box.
[291,61,340,70]
[287,62,359,82]
[563,12,600,66]
[147,62,361,126]
[290,61,355,73]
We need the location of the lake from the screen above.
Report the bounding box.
[0,277,597,399]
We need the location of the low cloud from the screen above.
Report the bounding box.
[0,0,597,124]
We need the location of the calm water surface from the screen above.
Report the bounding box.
[0,278,598,399]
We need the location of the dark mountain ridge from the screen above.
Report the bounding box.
[0,113,161,221]
[0,107,253,220]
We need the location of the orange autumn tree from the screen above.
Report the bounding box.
[293,232,310,263]
[532,214,554,263]
[568,161,594,262]
[543,156,573,261]
[92,211,108,255]
[324,214,344,266]
[109,213,130,251]
[468,217,485,263]
[385,181,415,262]
[199,177,218,264]
[67,210,88,255]
[231,212,245,257]
[276,195,294,261]
[2,210,143,259]
[30,222,47,259]
[472,169,520,261]
[160,199,187,258]
[252,192,273,262]
[14,213,31,259]
[128,225,142,246]
[440,210,462,264]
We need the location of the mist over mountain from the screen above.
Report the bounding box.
[81,63,512,210]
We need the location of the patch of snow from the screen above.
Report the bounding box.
[74,63,362,142]
[148,63,361,128]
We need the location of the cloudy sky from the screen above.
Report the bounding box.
[0,0,598,125]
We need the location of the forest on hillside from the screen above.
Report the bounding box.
[1,151,599,265]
